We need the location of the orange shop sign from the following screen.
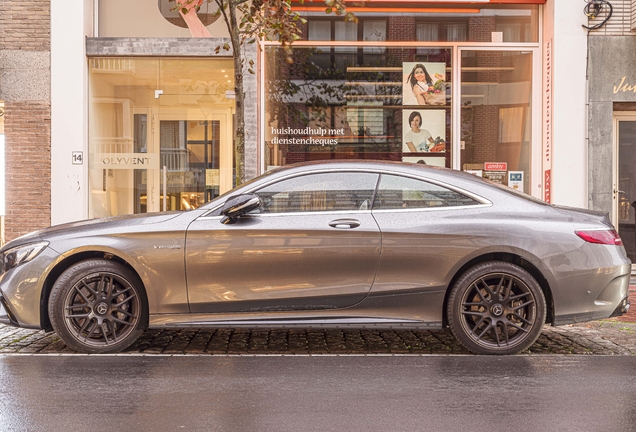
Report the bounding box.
[484,162,508,171]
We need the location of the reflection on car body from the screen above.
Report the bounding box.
[0,161,631,355]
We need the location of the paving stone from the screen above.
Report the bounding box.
[287,330,309,353]
[206,329,233,354]
[0,321,635,355]
[246,329,271,353]
[186,330,212,353]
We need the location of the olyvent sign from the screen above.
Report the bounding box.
[92,153,160,169]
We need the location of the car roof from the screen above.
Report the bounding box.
[272,159,485,185]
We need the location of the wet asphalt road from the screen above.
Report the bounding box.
[1,355,635,432]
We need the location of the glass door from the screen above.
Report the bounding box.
[456,48,539,196]
[140,108,233,213]
[614,116,636,263]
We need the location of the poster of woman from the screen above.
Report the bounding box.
[402,62,447,106]
[402,109,446,153]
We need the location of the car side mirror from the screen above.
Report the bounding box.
[220,193,261,224]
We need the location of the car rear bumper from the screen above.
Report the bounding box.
[609,293,630,318]
[553,272,631,326]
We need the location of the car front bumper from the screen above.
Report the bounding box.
[0,293,18,326]
[0,246,61,329]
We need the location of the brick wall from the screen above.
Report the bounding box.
[388,16,415,65]
[388,16,415,41]
[0,0,50,51]
[472,105,499,163]
[465,17,501,164]
[0,0,51,242]
[468,16,496,43]
[3,101,51,240]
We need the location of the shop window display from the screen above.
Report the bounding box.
[264,44,452,169]
[264,4,537,193]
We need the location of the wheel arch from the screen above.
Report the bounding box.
[441,252,554,328]
[39,251,148,332]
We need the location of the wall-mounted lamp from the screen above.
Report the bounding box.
[197,92,216,116]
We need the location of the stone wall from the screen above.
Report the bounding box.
[587,36,636,214]
[0,0,52,242]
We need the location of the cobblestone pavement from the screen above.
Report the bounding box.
[1,320,635,355]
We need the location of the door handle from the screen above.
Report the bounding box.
[329,219,361,229]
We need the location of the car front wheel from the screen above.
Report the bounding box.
[49,259,148,354]
[448,261,546,355]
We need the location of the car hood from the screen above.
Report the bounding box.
[3,212,185,249]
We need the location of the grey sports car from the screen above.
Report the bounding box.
[0,161,631,355]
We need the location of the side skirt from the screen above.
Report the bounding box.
[149,289,447,330]
[148,314,443,330]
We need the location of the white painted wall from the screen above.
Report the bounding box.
[50,0,93,224]
[547,0,589,208]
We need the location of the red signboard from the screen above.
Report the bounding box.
[484,162,507,171]
[544,169,551,203]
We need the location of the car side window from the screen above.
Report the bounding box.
[253,172,379,214]
[373,174,480,209]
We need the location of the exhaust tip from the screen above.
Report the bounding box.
[610,295,631,317]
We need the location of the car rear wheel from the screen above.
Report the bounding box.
[49,259,148,354]
[448,261,546,355]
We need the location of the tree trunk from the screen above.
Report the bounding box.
[228,1,245,185]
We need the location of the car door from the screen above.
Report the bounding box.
[370,173,487,295]
[185,171,381,313]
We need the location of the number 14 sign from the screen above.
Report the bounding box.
[72,151,83,165]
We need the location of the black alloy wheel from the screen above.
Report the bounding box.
[448,261,546,355]
[49,259,148,353]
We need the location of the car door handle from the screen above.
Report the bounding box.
[329,219,361,229]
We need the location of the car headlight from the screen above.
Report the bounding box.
[1,241,49,273]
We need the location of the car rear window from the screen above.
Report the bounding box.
[373,174,480,209]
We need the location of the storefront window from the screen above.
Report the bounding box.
[264,45,452,170]
[88,58,235,217]
[265,5,538,193]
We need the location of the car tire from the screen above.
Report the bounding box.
[447,261,546,355]
[49,259,148,354]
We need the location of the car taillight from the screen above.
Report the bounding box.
[575,229,623,246]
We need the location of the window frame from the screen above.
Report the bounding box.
[200,168,491,218]
[372,173,484,211]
